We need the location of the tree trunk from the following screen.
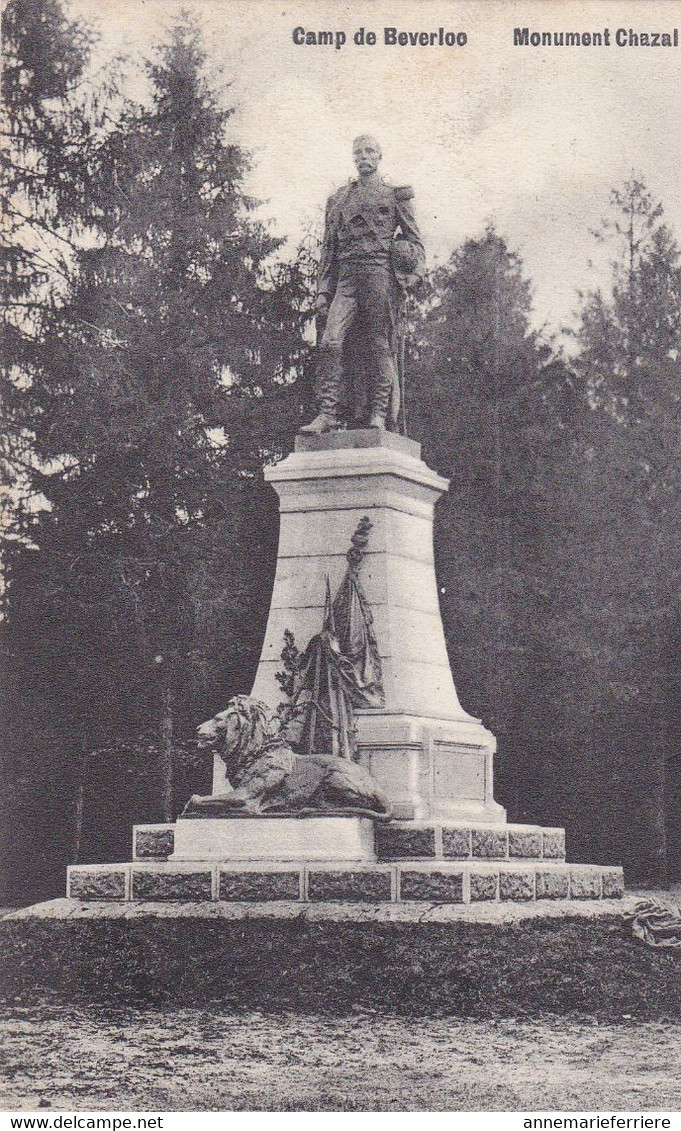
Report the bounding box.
[643,747,668,886]
[73,777,85,864]
[72,742,87,864]
[160,686,174,822]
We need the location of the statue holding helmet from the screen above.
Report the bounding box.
[301,135,425,434]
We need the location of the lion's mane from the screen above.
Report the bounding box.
[198,694,283,784]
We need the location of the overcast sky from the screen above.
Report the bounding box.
[72,0,681,339]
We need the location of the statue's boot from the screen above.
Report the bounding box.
[300,344,343,434]
[368,328,396,430]
[300,410,337,434]
[367,374,392,431]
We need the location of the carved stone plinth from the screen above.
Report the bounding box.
[171,815,377,862]
[356,713,503,821]
[245,429,505,823]
[59,431,624,913]
[66,818,622,906]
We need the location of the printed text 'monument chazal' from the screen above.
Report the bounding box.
[514,26,678,47]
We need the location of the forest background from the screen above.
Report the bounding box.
[2,0,679,902]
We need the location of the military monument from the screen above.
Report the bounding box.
[66,138,623,908]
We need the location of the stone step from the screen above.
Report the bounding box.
[67,859,623,905]
[131,820,568,863]
[375,821,566,862]
[133,824,175,859]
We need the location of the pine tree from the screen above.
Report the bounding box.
[1,0,99,517]
[2,12,308,895]
[573,177,681,881]
[29,12,306,793]
[577,178,680,417]
[407,228,570,818]
[1,0,104,902]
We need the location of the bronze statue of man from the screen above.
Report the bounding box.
[301,135,425,434]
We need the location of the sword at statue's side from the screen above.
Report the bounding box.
[398,295,409,436]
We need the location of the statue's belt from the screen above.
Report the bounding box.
[337,253,392,268]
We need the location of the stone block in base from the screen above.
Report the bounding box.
[470,871,499,902]
[133,825,174,859]
[307,868,392,902]
[535,868,570,900]
[131,868,212,902]
[542,828,566,859]
[602,868,625,899]
[569,868,602,900]
[219,869,300,902]
[442,827,472,858]
[508,828,542,858]
[472,828,508,859]
[68,867,126,901]
[499,868,535,902]
[399,868,464,903]
[375,823,436,859]
[172,815,376,863]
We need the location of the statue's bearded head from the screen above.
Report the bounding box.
[352,134,381,177]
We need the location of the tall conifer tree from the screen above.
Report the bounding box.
[574,178,681,881]
[408,229,568,816]
[2,12,308,892]
[1,0,101,901]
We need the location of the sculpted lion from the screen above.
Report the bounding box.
[181,694,391,819]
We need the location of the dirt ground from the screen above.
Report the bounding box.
[2,891,680,1111]
[2,1005,681,1112]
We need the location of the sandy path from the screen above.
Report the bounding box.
[2,1007,680,1111]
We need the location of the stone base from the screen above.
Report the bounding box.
[10,895,635,924]
[356,713,505,821]
[67,858,624,905]
[374,820,565,862]
[170,815,377,862]
[67,815,622,908]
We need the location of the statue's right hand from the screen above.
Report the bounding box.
[315,294,329,313]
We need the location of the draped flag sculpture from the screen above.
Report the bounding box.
[277,516,384,762]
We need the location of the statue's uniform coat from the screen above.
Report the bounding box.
[317,178,424,298]
[315,177,425,424]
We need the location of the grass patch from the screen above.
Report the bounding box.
[2,915,680,1018]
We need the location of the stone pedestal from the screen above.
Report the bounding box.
[241,429,505,823]
[66,816,624,905]
[356,714,501,821]
[62,430,625,911]
[171,815,376,862]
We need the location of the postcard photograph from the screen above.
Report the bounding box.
[1,0,680,1116]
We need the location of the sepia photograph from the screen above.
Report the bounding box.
[1,0,680,1115]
